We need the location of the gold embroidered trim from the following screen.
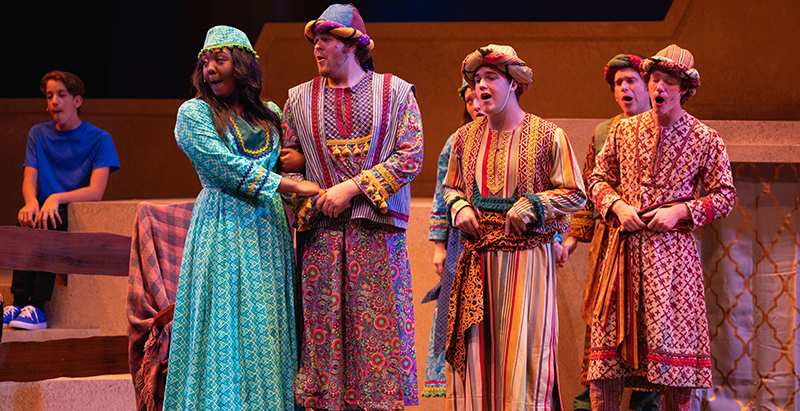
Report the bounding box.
[326,134,372,146]
[230,116,270,155]
[327,134,372,159]
[360,172,391,212]
[247,168,264,195]
[374,164,400,195]
[486,130,512,195]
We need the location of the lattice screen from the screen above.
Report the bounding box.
[696,163,800,411]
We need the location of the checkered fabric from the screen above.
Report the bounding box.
[197,25,258,59]
[127,201,194,411]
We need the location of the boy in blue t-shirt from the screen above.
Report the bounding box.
[3,71,120,330]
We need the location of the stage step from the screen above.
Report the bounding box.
[0,374,135,411]
[2,327,101,342]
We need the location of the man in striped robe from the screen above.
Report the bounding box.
[443,44,586,411]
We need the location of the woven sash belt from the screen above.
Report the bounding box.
[445,210,551,375]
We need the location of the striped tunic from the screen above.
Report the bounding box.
[442,114,586,410]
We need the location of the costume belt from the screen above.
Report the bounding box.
[593,196,694,369]
[445,210,551,375]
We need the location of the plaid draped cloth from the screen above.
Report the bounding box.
[127,201,194,411]
[445,211,551,375]
[593,196,693,370]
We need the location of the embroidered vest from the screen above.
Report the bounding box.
[287,72,415,230]
[456,114,571,235]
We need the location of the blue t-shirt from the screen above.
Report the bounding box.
[24,120,120,204]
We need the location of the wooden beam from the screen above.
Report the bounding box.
[0,226,131,276]
[0,336,129,382]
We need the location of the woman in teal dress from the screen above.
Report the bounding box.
[164,26,319,411]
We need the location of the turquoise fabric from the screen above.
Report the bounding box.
[198,25,258,59]
[164,99,296,410]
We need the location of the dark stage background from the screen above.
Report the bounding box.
[5,0,671,99]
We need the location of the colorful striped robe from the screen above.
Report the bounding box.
[442,114,586,410]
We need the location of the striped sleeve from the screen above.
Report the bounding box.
[429,133,456,241]
[587,121,623,221]
[354,90,424,213]
[442,127,472,224]
[514,127,587,224]
[569,130,599,242]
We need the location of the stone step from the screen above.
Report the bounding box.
[2,327,101,342]
[0,374,135,411]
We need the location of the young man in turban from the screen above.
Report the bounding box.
[586,44,735,411]
[558,54,659,411]
[442,44,586,410]
[280,3,423,410]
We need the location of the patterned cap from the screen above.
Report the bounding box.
[197,25,258,59]
[603,54,644,89]
[641,44,701,93]
[305,3,374,51]
[461,44,533,95]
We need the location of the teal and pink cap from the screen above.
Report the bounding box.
[304,3,374,51]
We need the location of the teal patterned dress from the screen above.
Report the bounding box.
[164,99,296,411]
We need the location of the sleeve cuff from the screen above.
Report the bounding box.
[429,211,449,240]
[357,170,392,213]
[447,197,472,225]
[519,194,546,229]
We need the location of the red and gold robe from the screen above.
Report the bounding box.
[586,111,735,388]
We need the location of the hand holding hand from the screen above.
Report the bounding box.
[561,235,579,261]
[295,180,321,196]
[317,180,359,218]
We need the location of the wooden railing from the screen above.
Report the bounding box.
[0,226,131,382]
